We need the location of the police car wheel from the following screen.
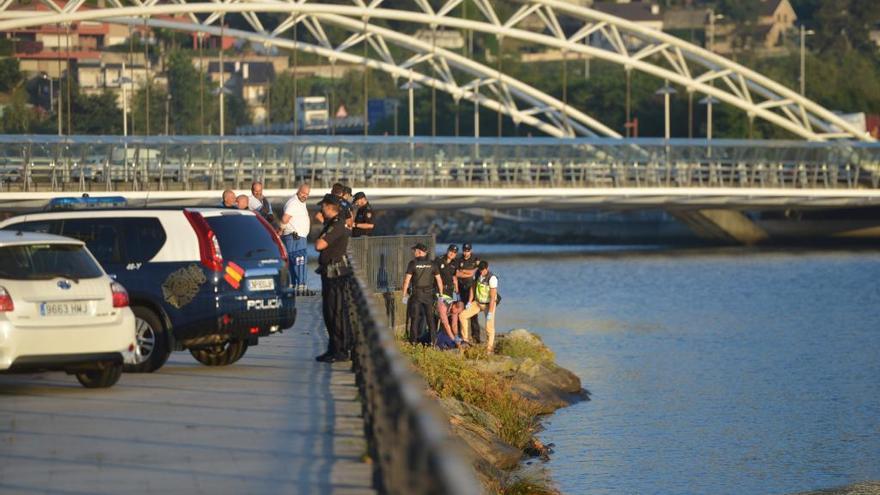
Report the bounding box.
[75,363,123,388]
[125,307,171,373]
[189,340,248,366]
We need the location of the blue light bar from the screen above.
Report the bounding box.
[47,196,128,210]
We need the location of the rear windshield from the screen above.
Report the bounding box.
[0,243,104,280]
[205,215,280,262]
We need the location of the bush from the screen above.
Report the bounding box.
[495,330,555,363]
[399,343,543,450]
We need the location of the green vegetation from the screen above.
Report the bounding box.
[495,332,555,364]
[501,476,559,495]
[399,342,542,450]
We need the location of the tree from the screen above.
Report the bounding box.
[0,87,33,133]
[166,50,204,134]
[132,81,168,135]
[72,90,122,134]
[0,57,22,92]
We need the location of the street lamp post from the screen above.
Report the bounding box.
[699,95,720,140]
[800,25,815,97]
[115,69,133,137]
[655,81,677,140]
[164,93,172,135]
[399,76,422,138]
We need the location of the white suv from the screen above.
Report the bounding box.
[0,231,136,388]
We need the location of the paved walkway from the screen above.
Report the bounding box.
[0,298,375,495]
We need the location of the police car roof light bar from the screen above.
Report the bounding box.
[47,196,128,211]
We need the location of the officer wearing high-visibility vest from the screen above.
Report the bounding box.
[459,260,499,354]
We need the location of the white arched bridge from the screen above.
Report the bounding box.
[0,0,874,141]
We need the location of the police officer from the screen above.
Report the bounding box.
[455,242,481,342]
[402,242,442,344]
[314,194,354,363]
[315,183,353,227]
[352,191,375,237]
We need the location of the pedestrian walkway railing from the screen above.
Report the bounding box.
[2,135,879,191]
[345,255,481,495]
[349,234,436,293]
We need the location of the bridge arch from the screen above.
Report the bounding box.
[0,0,869,141]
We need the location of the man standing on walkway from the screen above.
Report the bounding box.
[459,260,499,354]
[351,191,375,237]
[280,183,311,294]
[456,242,481,342]
[248,181,274,221]
[402,242,442,344]
[315,194,353,363]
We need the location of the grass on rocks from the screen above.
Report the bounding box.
[495,330,555,363]
[398,342,543,451]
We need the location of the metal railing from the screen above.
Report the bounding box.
[349,234,436,293]
[345,252,480,495]
[1,135,880,192]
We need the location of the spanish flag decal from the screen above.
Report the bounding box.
[224,261,244,289]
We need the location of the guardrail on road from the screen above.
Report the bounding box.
[345,252,481,495]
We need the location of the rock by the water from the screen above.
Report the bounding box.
[790,482,880,495]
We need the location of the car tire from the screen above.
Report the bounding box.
[75,363,123,388]
[126,306,171,373]
[189,340,248,366]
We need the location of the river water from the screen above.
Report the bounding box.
[485,248,880,495]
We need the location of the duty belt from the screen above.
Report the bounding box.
[317,257,351,279]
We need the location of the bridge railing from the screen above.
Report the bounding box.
[1,135,879,191]
[345,241,481,495]
[348,234,436,293]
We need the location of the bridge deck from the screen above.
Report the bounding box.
[0,298,375,495]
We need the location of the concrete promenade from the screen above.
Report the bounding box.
[0,298,375,495]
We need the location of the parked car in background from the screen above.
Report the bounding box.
[0,197,297,373]
[0,231,136,388]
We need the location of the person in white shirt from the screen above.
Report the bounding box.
[279,183,311,292]
[247,181,273,221]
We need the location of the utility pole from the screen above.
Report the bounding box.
[800,25,814,97]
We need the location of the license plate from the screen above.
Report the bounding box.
[248,278,275,291]
[40,301,89,317]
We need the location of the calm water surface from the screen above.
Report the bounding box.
[490,250,880,495]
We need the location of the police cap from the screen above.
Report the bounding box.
[447,244,459,253]
[411,242,428,252]
[462,242,473,251]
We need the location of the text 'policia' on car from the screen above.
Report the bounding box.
[0,196,298,373]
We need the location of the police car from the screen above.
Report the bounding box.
[0,197,297,373]
[0,231,137,388]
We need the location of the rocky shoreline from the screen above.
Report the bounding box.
[401,329,588,494]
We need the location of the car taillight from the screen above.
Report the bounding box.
[111,282,129,308]
[184,209,224,272]
[255,213,288,261]
[0,286,14,312]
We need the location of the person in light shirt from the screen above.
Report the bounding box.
[247,181,274,221]
[279,183,311,293]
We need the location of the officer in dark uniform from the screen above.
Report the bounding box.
[314,183,353,226]
[402,242,443,344]
[314,194,354,363]
[352,191,375,237]
[456,242,482,342]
